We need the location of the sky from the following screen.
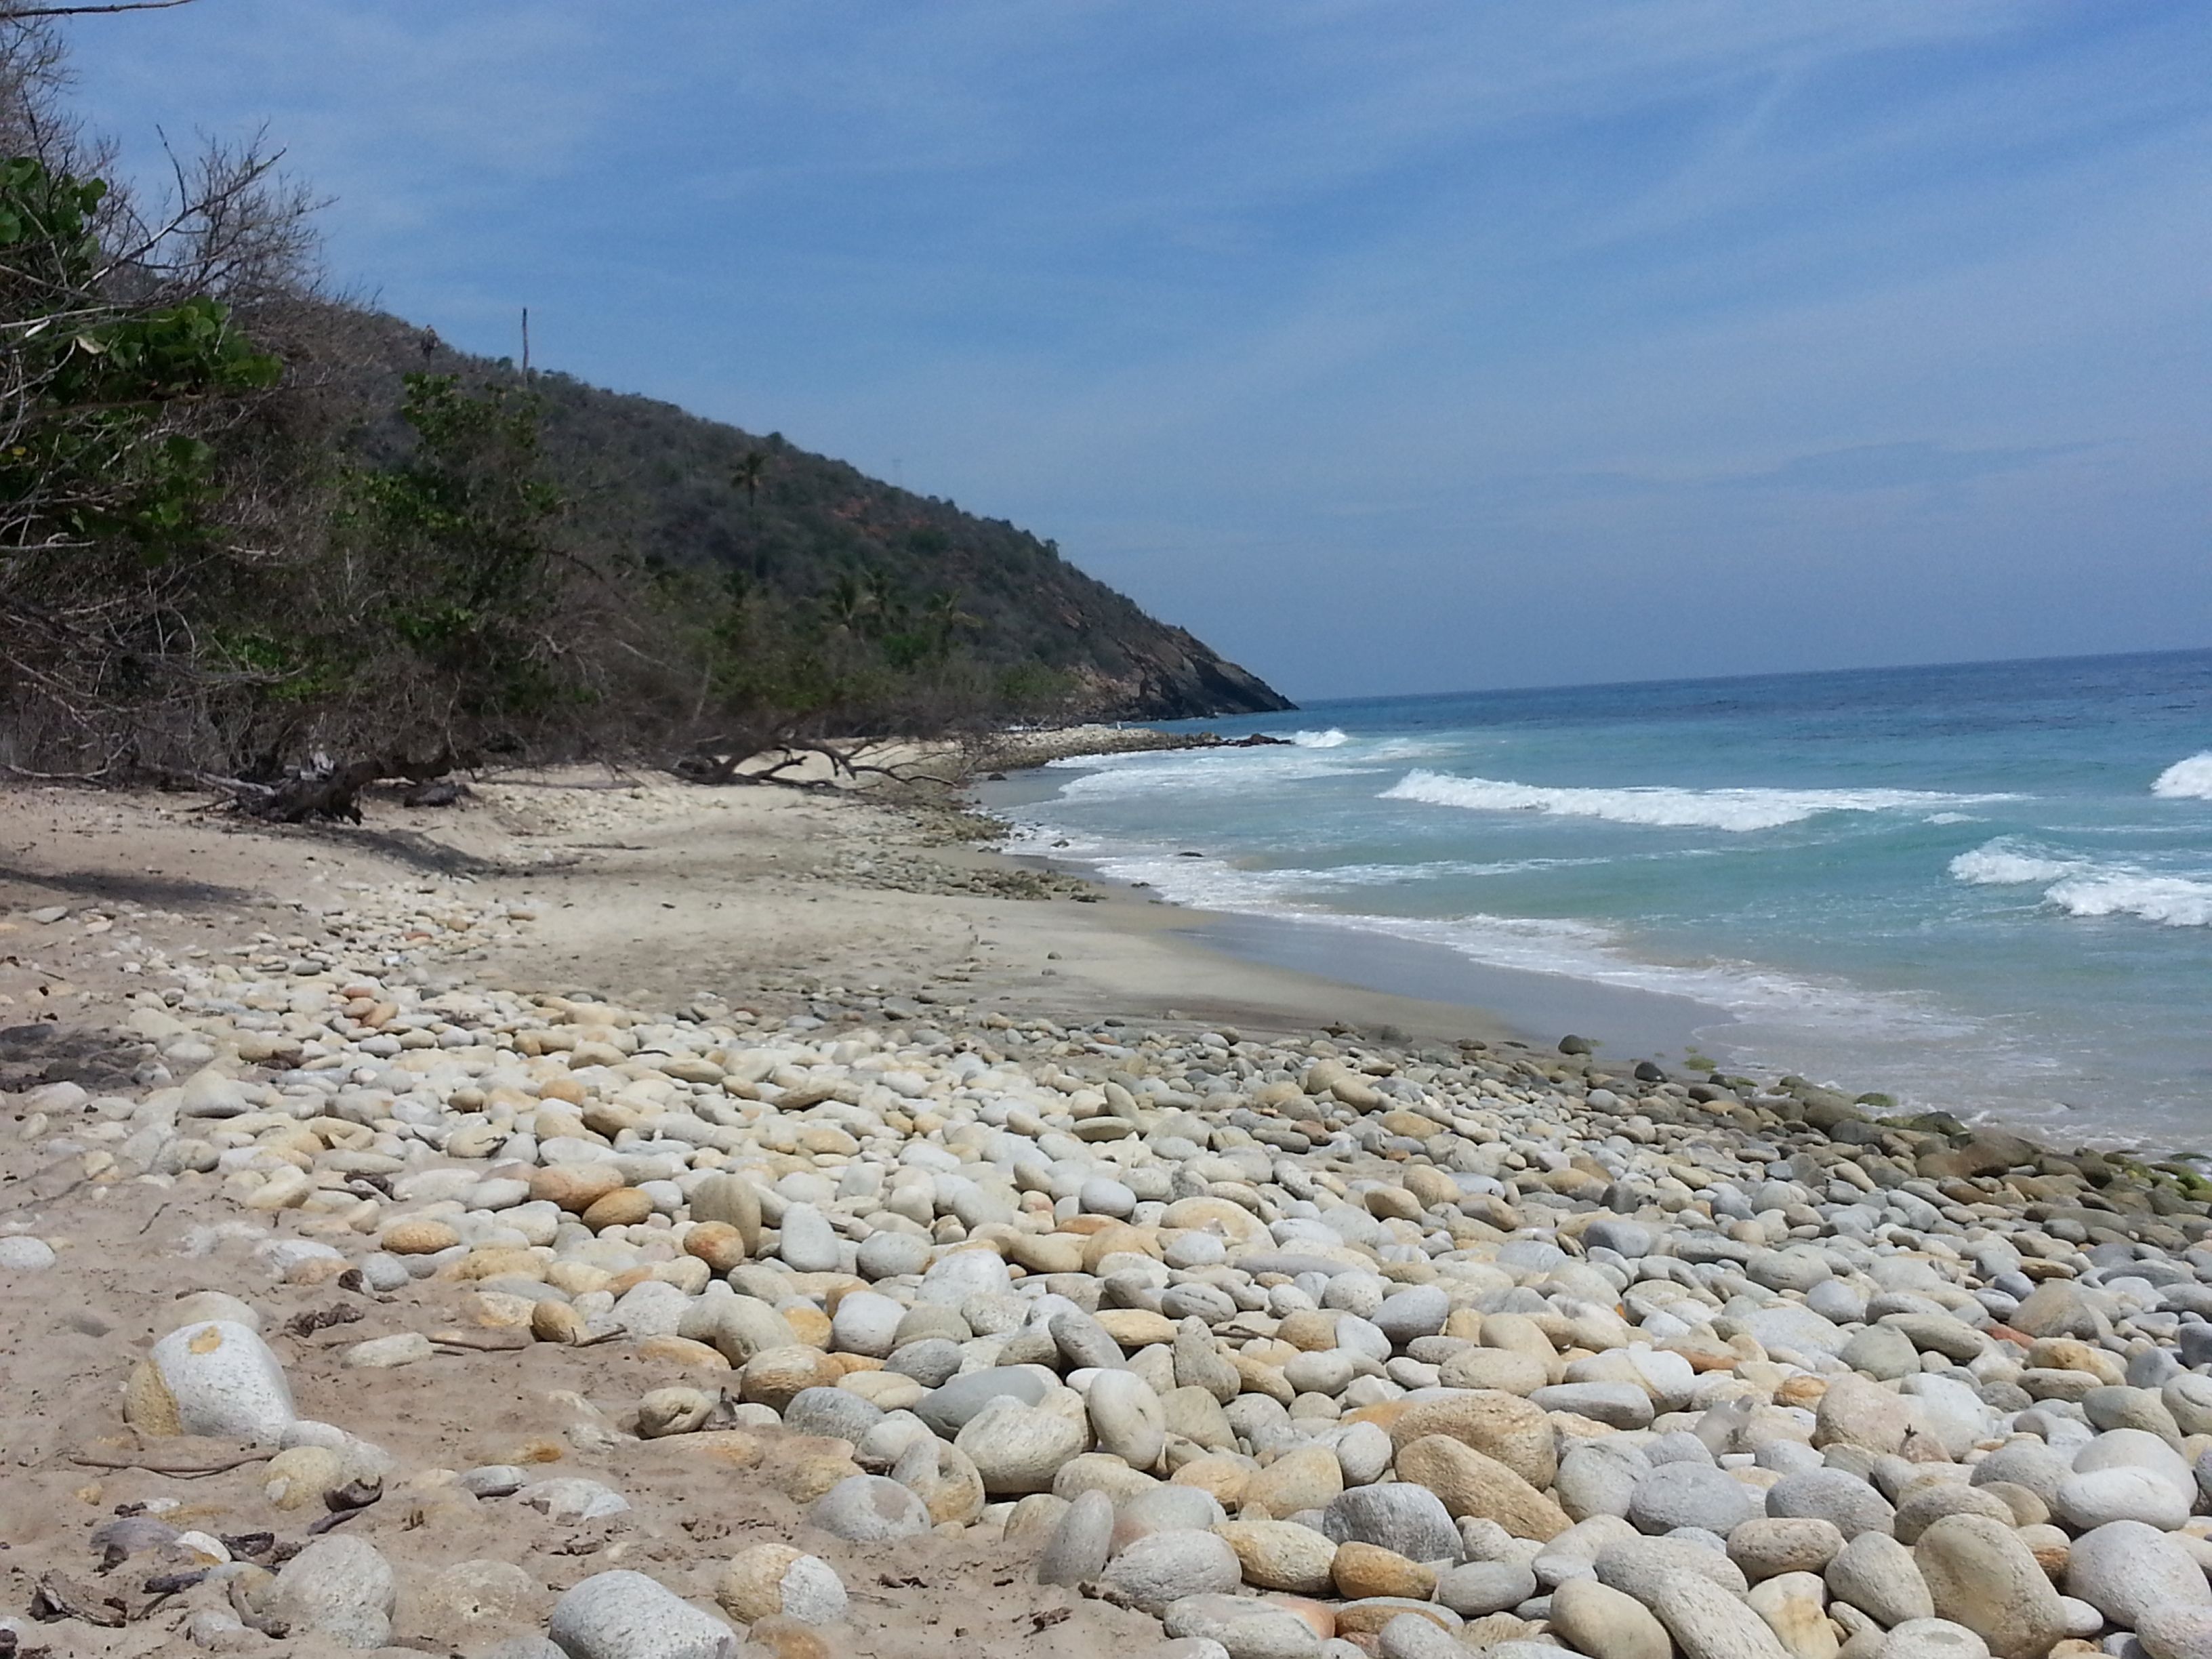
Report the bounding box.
[68,1,2212,702]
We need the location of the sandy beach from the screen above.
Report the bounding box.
[0,761,1518,1656]
[0,760,1525,1060]
[5,758,2212,1659]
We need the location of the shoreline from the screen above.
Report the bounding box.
[990,832,1723,1060]
[0,748,2168,1155]
[975,755,1805,1103]
[977,754,1730,1068]
[968,737,2184,1150]
[0,752,2188,1168]
[6,761,2212,1657]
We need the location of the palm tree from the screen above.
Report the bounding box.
[731,449,769,512]
[825,571,872,634]
[924,589,977,657]
[731,449,772,580]
[865,567,900,621]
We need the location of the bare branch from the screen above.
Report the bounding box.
[676,738,954,793]
[3,1,200,17]
[68,1447,273,1477]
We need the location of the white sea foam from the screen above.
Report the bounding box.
[1008,821,1973,1042]
[1000,810,2105,1124]
[1381,769,1996,833]
[1067,851,1615,907]
[1924,812,1979,825]
[1316,855,1617,884]
[1949,838,2212,927]
[1948,842,2082,886]
[2153,752,2212,800]
[1044,745,1366,801]
[2045,872,2212,928]
[1032,728,1467,805]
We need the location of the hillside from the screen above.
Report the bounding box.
[0,100,1290,785]
[334,311,1292,723]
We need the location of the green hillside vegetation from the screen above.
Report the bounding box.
[356,311,1291,730]
[0,16,1286,792]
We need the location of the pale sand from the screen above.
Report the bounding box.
[0,766,1517,1658]
[0,766,1517,1064]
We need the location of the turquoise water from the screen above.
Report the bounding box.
[996,650,2212,1144]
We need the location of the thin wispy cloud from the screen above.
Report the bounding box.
[66,0,2212,696]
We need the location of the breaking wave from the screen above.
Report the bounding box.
[1948,843,2082,886]
[2152,752,2212,800]
[2045,872,2212,928]
[1951,838,2212,927]
[1382,769,1997,833]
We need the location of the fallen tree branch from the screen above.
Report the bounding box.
[199,749,464,824]
[69,1449,275,1477]
[0,759,121,781]
[430,1328,531,1352]
[676,737,954,792]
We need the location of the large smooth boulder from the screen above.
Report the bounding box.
[1815,1375,1917,1455]
[1386,1391,1557,1486]
[1628,1462,1761,1536]
[1824,1531,1932,1626]
[714,1544,845,1626]
[916,1366,1049,1437]
[955,1396,1086,1497]
[1218,1520,1337,1595]
[1550,1578,1672,1659]
[1395,1435,1570,1540]
[268,1536,398,1650]
[1766,1469,1896,1538]
[806,1475,930,1542]
[548,1570,737,1659]
[1322,1483,1461,1563]
[1913,1515,2067,1659]
[125,1320,295,1440]
[1086,1370,1166,1471]
[1164,1593,1325,1658]
[2065,1519,2212,1627]
[1651,1574,1793,1659]
[1036,1489,1114,1586]
[1097,1530,1242,1616]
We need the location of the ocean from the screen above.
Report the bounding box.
[984,649,2212,1147]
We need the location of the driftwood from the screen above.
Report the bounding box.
[200,750,464,824]
[29,1573,126,1628]
[282,1303,363,1338]
[251,758,388,823]
[304,1475,382,1534]
[429,1327,531,1352]
[138,1569,209,1597]
[677,737,952,791]
[68,1449,274,1477]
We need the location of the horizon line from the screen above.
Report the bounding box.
[1236,642,2212,716]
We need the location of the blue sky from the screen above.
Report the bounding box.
[70,1,2212,700]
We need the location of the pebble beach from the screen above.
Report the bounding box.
[5,758,2212,1659]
